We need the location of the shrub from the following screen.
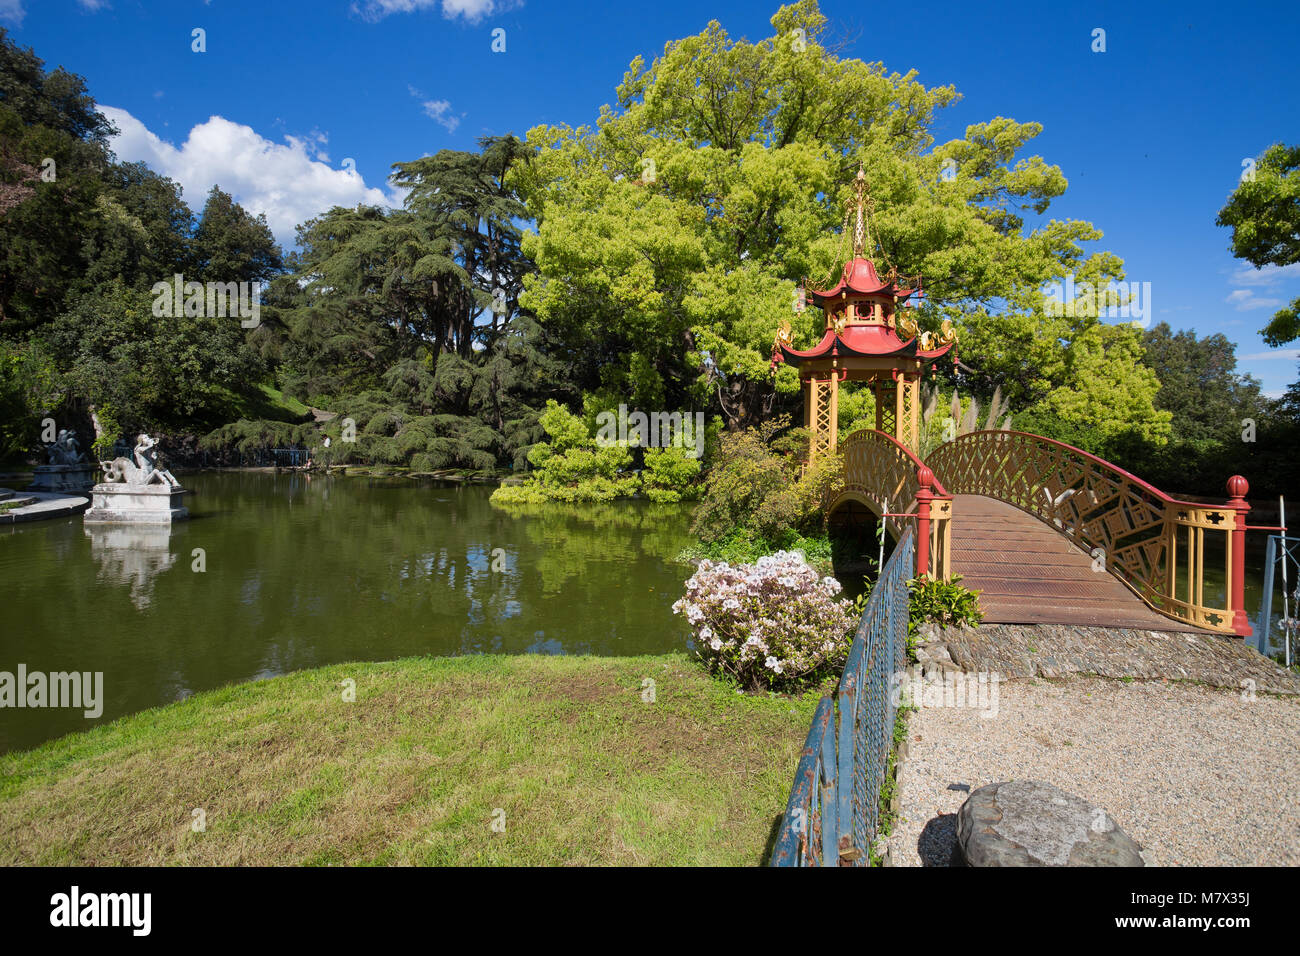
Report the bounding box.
[491,400,637,503]
[491,399,705,504]
[850,572,983,660]
[677,528,835,575]
[673,550,856,692]
[641,444,703,503]
[689,417,841,546]
[906,574,983,635]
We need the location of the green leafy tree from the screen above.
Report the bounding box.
[689,417,837,548]
[190,185,283,284]
[264,136,552,472]
[1024,323,1171,447]
[1141,323,1265,447]
[44,282,263,437]
[0,338,59,461]
[1217,143,1300,347]
[491,400,637,503]
[514,1,1132,434]
[0,31,113,331]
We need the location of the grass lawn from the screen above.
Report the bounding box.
[254,383,313,419]
[0,654,820,866]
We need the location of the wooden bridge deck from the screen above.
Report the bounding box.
[948,495,1207,632]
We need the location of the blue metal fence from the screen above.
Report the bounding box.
[272,447,310,467]
[770,527,913,867]
[1258,533,1299,666]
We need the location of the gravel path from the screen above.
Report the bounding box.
[886,674,1300,866]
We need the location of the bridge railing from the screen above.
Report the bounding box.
[830,429,951,578]
[927,430,1251,636]
[771,527,913,866]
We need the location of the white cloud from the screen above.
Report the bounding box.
[0,0,24,26]
[1229,262,1300,286]
[77,0,111,11]
[1225,288,1284,311]
[408,85,461,132]
[351,0,520,23]
[1240,348,1300,361]
[420,99,460,132]
[101,106,402,247]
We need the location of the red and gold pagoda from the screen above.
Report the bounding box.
[771,166,957,461]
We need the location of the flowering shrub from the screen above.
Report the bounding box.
[673,550,857,692]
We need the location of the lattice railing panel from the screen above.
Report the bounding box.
[927,430,1238,633]
[828,429,950,577]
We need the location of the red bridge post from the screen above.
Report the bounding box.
[1226,475,1252,639]
[915,466,934,578]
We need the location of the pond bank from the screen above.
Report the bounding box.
[0,472,697,752]
[0,653,817,866]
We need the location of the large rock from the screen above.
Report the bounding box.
[956,780,1144,866]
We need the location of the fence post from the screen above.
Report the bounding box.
[915,466,934,578]
[1259,536,1277,655]
[1226,475,1251,639]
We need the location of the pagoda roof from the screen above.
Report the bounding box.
[776,324,955,366]
[809,256,918,304]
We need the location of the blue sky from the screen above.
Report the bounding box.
[4,0,1299,394]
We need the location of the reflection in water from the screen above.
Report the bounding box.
[84,525,178,612]
[1,473,695,752]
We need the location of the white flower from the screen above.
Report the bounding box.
[764,655,784,674]
[699,626,712,640]
[746,635,761,646]
[709,637,723,651]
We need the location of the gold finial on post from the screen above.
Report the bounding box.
[850,164,874,260]
[852,166,866,258]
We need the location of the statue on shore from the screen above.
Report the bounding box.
[100,433,180,487]
[45,429,85,465]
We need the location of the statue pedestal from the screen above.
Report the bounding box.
[83,483,189,524]
[28,463,95,494]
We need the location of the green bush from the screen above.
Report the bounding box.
[906,574,983,648]
[0,340,61,462]
[852,572,983,658]
[678,527,835,575]
[689,417,841,546]
[491,399,705,504]
[641,445,703,502]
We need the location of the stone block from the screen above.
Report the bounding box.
[83,483,189,524]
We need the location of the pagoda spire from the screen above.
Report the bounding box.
[851,164,872,259]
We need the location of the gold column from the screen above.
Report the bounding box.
[828,370,839,453]
[807,376,820,463]
[894,376,905,447]
[898,372,920,453]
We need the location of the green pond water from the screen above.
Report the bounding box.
[1,472,695,754]
[1,471,1289,755]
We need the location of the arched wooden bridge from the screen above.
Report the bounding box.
[827,429,1253,637]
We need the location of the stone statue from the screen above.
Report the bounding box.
[45,429,85,465]
[100,433,180,487]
